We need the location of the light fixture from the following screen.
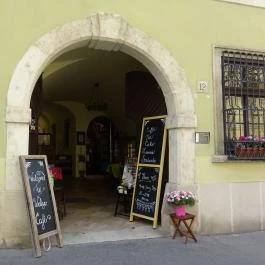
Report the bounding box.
[85,83,108,111]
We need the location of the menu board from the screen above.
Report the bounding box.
[25,158,56,234]
[139,118,165,164]
[130,115,167,228]
[132,167,160,217]
[20,155,62,257]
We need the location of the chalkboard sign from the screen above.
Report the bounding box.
[25,158,56,234]
[20,155,62,257]
[139,118,165,165]
[130,115,167,228]
[132,167,160,217]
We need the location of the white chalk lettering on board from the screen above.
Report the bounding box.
[150,175,157,181]
[26,162,31,169]
[142,156,157,163]
[135,199,156,213]
[33,185,45,195]
[36,212,52,231]
[33,196,48,210]
[29,171,46,183]
[37,161,44,167]
[140,118,166,165]
[142,148,155,155]
[152,186,157,192]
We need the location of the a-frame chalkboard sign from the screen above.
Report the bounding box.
[19,155,63,257]
[130,115,167,228]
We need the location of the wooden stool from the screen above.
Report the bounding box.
[170,213,197,243]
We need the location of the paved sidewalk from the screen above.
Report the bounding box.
[1,232,265,265]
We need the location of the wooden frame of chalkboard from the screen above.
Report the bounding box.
[19,155,63,257]
[130,115,167,228]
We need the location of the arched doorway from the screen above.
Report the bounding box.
[86,116,113,174]
[5,12,196,245]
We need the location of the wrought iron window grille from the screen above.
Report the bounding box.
[222,50,265,160]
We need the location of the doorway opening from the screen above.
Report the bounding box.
[5,13,196,247]
[28,48,168,244]
[86,116,114,175]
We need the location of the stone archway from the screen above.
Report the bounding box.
[4,12,196,245]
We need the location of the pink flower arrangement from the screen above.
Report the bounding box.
[238,135,265,141]
[165,190,196,206]
[236,135,265,148]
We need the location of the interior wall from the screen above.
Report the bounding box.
[53,101,136,177]
[38,115,50,132]
[42,103,75,156]
[39,97,136,178]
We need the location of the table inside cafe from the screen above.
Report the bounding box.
[113,157,137,217]
[49,166,66,219]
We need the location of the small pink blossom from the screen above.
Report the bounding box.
[165,190,196,206]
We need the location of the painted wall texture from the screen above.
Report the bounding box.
[2,0,265,246]
[2,0,265,183]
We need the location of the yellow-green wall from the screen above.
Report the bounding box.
[2,0,265,187]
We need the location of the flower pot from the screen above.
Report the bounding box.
[259,147,265,157]
[252,147,259,157]
[235,147,241,156]
[117,185,126,194]
[247,147,254,157]
[175,205,186,217]
[235,147,247,157]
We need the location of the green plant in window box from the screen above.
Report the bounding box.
[234,136,265,158]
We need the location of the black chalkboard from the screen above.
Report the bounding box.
[139,118,166,164]
[25,158,56,234]
[130,116,167,228]
[20,155,63,257]
[132,166,160,218]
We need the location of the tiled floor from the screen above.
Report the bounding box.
[58,175,166,245]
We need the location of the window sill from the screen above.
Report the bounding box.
[216,0,265,8]
[212,155,265,163]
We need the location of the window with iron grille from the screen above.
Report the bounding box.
[222,50,265,159]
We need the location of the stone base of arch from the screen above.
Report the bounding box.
[2,12,196,247]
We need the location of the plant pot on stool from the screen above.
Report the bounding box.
[175,205,186,217]
[166,190,196,216]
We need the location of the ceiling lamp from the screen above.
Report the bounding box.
[85,83,108,111]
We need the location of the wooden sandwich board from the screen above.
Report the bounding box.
[19,155,63,257]
[130,115,167,228]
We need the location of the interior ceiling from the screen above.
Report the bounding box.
[43,48,148,103]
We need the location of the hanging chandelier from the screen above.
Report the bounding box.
[85,83,108,111]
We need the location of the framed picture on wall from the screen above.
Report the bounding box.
[77,131,85,145]
[38,133,51,145]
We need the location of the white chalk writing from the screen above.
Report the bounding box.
[36,212,52,231]
[33,196,48,210]
[29,171,45,183]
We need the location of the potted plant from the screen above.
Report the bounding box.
[165,190,196,217]
[235,135,249,157]
[235,141,246,157]
[234,135,265,158]
[259,137,265,157]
